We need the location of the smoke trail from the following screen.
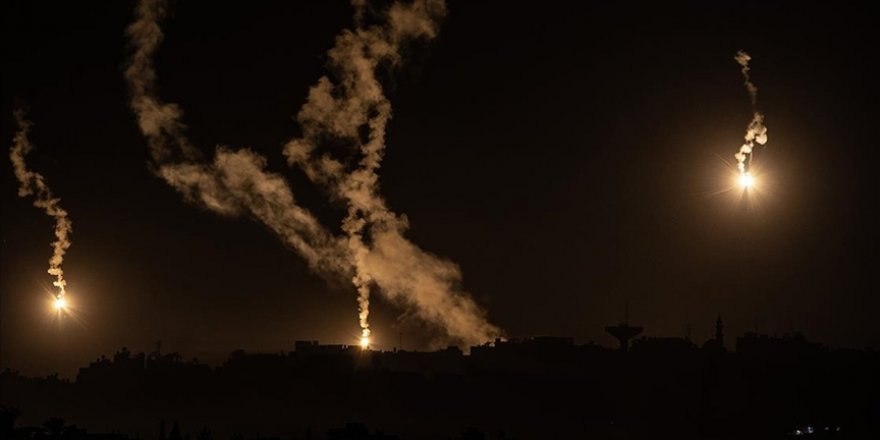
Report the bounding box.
[126,0,501,347]
[284,0,501,346]
[734,50,768,175]
[734,50,758,105]
[125,0,198,163]
[125,0,348,276]
[9,110,73,300]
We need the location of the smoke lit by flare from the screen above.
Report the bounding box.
[733,51,768,178]
[284,0,499,347]
[125,0,501,347]
[10,110,73,303]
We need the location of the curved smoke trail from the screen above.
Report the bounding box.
[10,110,73,300]
[125,0,348,277]
[284,0,502,346]
[734,50,768,175]
[125,0,501,347]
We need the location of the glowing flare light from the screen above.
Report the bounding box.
[738,173,755,189]
[53,296,67,312]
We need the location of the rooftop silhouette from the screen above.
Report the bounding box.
[2,317,877,440]
[604,302,644,352]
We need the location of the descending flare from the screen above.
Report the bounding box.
[738,173,755,189]
[9,110,73,303]
[284,0,500,346]
[733,50,768,176]
[125,0,501,347]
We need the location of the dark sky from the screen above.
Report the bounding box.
[2,0,878,377]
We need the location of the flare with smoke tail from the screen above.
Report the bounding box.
[125,0,501,347]
[734,50,768,177]
[9,110,73,302]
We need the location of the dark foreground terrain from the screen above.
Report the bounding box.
[3,333,878,439]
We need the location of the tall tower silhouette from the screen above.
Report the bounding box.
[605,301,643,353]
[715,314,724,347]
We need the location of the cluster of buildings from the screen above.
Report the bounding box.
[69,315,834,381]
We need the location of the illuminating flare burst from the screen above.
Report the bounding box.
[53,296,67,311]
[738,173,755,189]
[360,334,370,349]
[10,110,73,306]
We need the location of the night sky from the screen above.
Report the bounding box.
[2,0,878,378]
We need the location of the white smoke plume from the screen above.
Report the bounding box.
[125,0,501,347]
[10,110,73,300]
[734,50,768,174]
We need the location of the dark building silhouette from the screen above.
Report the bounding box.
[2,318,877,440]
[327,422,399,440]
[630,336,698,356]
[735,331,826,360]
[604,305,643,353]
[604,323,643,353]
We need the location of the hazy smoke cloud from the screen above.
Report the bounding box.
[125,0,348,277]
[125,0,197,163]
[126,0,501,347]
[284,0,501,346]
[10,110,73,299]
[734,50,768,174]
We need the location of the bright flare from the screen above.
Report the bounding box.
[360,335,370,349]
[738,173,755,189]
[53,296,67,311]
